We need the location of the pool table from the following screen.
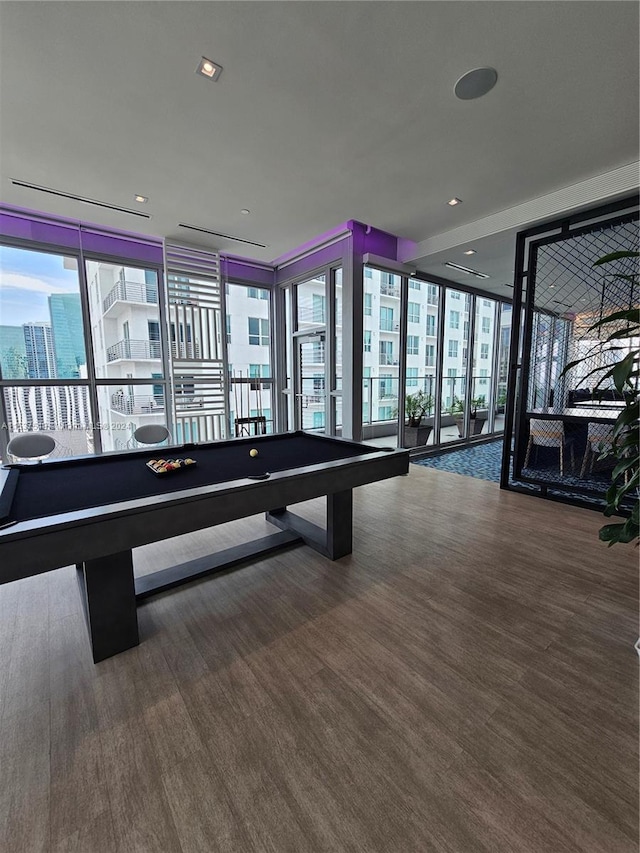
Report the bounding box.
[0,431,409,662]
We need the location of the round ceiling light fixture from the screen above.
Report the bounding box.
[454,67,498,100]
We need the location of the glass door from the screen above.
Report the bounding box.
[295,332,326,432]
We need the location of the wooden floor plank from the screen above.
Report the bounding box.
[0,466,637,852]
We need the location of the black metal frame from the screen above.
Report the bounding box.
[501,193,639,498]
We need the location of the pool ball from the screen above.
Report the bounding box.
[250,449,258,457]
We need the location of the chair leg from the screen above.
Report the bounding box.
[524,437,533,468]
[580,444,590,478]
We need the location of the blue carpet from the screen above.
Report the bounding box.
[412,440,619,510]
[412,441,502,482]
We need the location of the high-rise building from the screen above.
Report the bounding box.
[49,292,86,379]
[0,324,28,379]
[23,322,55,379]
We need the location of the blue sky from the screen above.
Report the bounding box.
[0,245,80,327]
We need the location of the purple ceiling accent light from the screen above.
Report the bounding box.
[357,222,399,260]
[221,254,276,287]
[0,204,163,264]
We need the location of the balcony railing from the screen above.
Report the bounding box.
[110,393,165,415]
[107,339,162,361]
[102,280,158,313]
[379,354,399,366]
[380,283,401,298]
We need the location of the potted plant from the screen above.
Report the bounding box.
[403,390,433,447]
[560,249,639,546]
[451,396,487,437]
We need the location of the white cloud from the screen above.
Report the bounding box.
[0,271,72,297]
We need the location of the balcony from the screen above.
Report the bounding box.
[107,339,162,362]
[110,392,164,415]
[379,354,399,366]
[102,280,158,314]
[380,283,400,298]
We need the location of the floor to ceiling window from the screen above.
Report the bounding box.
[0,245,94,459]
[226,282,274,435]
[440,288,471,443]
[402,277,439,448]
[362,267,401,447]
[86,259,169,451]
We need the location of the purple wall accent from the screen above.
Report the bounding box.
[80,231,163,265]
[0,210,80,250]
[271,221,351,267]
[221,254,275,287]
[274,237,349,284]
[0,205,163,264]
[355,222,399,260]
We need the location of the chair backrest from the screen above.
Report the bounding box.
[7,433,56,460]
[587,423,614,447]
[133,424,171,446]
[529,418,564,447]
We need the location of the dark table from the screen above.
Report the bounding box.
[527,406,620,425]
[0,431,408,662]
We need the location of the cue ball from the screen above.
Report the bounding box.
[250,449,258,457]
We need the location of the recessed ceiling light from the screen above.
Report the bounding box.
[134,194,148,204]
[454,67,498,100]
[196,57,223,80]
[240,209,250,215]
[463,249,476,255]
[447,197,462,206]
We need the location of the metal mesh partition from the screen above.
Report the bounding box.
[512,208,639,499]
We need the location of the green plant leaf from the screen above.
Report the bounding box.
[593,250,640,266]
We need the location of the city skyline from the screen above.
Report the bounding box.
[0,245,80,326]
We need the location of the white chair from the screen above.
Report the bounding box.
[524,418,574,477]
[7,433,56,463]
[131,424,171,447]
[580,423,615,478]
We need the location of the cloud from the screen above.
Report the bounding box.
[0,271,73,297]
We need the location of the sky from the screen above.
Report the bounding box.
[0,245,80,327]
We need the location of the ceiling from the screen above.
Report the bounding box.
[0,1,638,299]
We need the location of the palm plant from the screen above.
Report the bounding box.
[561,250,639,546]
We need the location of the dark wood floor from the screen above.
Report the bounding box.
[1,465,637,852]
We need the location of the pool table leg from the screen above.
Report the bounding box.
[76,550,140,663]
[266,488,353,561]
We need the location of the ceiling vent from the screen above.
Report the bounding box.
[178,222,267,248]
[443,261,490,279]
[10,180,152,219]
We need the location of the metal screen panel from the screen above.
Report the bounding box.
[163,242,227,443]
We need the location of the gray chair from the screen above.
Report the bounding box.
[131,424,171,447]
[524,418,575,476]
[7,433,56,462]
[580,423,615,478]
